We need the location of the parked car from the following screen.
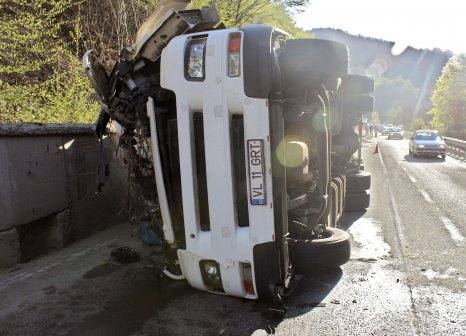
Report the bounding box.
[409,130,446,160]
[387,127,404,139]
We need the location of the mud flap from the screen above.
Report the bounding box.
[253,242,281,300]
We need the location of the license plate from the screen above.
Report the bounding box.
[247,139,266,205]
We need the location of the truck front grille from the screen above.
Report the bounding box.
[232,115,250,227]
[193,112,211,231]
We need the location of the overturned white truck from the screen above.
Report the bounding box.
[83,0,373,301]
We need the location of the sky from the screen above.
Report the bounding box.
[295,0,466,54]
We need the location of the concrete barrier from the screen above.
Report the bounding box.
[0,123,130,268]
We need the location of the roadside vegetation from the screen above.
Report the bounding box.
[0,0,308,124]
[373,55,466,140]
[2,1,464,140]
[428,55,466,140]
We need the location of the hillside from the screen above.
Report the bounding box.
[311,28,453,91]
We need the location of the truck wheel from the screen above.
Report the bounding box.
[280,39,348,86]
[345,191,370,212]
[289,227,350,273]
[339,74,375,95]
[346,171,371,193]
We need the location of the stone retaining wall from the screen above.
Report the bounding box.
[0,123,130,268]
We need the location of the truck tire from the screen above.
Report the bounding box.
[289,227,351,273]
[346,171,371,193]
[280,39,348,86]
[340,94,375,115]
[339,74,375,95]
[345,190,370,212]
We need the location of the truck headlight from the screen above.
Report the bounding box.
[186,38,207,80]
[200,260,224,292]
[416,144,425,148]
[438,145,445,149]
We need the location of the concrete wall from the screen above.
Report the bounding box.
[0,123,130,268]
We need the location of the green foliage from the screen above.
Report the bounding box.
[0,0,78,79]
[78,0,161,69]
[0,53,99,123]
[194,0,308,37]
[370,111,381,124]
[0,0,99,123]
[405,117,428,132]
[1,0,307,123]
[428,54,466,139]
[374,76,425,125]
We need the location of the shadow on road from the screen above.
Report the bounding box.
[0,228,353,335]
[284,267,343,316]
[48,256,344,336]
[338,211,366,231]
[403,154,445,163]
[61,262,344,336]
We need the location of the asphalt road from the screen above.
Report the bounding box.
[0,135,464,336]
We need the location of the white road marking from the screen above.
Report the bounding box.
[439,216,465,245]
[401,166,407,172]
[377,147,408,252]
[421,267,462,281]
[408,175,417,183]
[419,189,433,203]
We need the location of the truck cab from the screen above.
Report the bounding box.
[83,0,374,301]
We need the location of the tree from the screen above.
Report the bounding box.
[0,0,99,123]
[374,76,425,125]
[370,111,381,124]
[428,54,466,140]
[193,0,308,37]
[405,117,428,132]
[78,0,159,69]
[0,0,308,123]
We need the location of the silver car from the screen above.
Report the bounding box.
[387,127,404,139]
[409,130,446,160]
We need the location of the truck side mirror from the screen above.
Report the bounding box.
[82,50,110,104]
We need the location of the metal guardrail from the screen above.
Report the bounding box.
[404,131,413,139]
[444,137,466,159]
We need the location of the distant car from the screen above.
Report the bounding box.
[387,127,404,139]
[381,126,392,135]
[409,130,446,160]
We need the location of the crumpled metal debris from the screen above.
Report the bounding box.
[110,246,141,264]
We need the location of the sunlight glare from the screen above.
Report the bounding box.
[391,43,408,56]
[368,55,389,77]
